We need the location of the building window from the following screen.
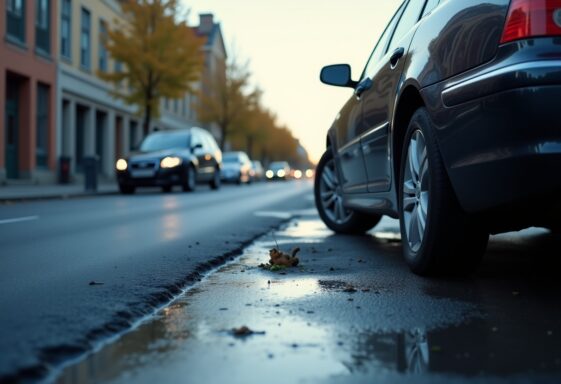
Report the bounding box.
[6,0,25,43]
[80,8,91,69]
[36,84,50,168]
[99,20,108,72]
[115,60,122,73]
[35,0,50,54]
[60,0,71,58]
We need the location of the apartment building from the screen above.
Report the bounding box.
[1,1,226,183]
[56,0,142,180]
[1,0,58,183]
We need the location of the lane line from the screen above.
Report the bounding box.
[0,216,39,225]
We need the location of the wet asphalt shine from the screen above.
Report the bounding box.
[52,202,561,383]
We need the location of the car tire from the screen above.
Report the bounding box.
[210,168,221,190]
[119,184,135,195]
[182,165,196,192]
[398,107,488,276]
[314,148,382,234]
[162,185,173,193]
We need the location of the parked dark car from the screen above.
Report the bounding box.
[316,0,561,276]
[221,151,252,184]
[266,161,291,181]
[115,128,222,194]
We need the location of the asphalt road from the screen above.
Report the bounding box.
[0,180,313,382]
[55,210,561,384]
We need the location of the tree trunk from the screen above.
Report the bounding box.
[143,102,151,136]
[246,135,254,159]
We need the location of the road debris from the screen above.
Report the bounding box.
[230,326,266,337]
[88,281,104,286]
[259,247,301,270]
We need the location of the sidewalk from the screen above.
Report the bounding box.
[0,182,119,202]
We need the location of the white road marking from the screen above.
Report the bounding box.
[253,211,292,219]
[0,216,39,225]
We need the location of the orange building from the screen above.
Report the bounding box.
[1,0,58,182]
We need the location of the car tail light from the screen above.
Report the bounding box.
[501,0,561,43]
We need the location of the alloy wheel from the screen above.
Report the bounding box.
[319,158,352,224]
[402,129,430,252]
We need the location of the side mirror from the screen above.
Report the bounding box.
[191,143,203,152]
[320,64,357,88]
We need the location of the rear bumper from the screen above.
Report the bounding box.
[429,61,561,215]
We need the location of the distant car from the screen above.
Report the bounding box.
[221,151,252,184]
[316,0,561,276]
[266,161,291,181]
[115,128,221,194]
[251,161,265,181]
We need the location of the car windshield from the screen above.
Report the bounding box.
[223,153,240,163]
[140,132,189,152]
[269,162,288,170]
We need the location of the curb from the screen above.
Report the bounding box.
[0,189,119,204]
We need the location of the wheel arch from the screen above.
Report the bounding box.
[392,85,426,201]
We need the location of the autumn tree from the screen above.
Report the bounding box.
[100,0,204,134]
[196,59,259,150]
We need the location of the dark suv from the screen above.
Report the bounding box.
[116,127,222,194]
[316,0,561,275]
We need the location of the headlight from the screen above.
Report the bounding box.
[116,159,128,171]
[277,170,286,178]
[294,170,302,179]
[305,169,314,178]
[266,170,274,179]
[160,156,182,168]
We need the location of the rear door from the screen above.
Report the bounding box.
[335,2,405,194]
[359,0,426,192]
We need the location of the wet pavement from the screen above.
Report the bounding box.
[55,212,561,384]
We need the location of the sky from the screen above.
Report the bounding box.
[183,0,403,163]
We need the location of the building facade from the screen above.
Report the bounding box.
[1,0,58,183]
[56,0,142,180]
[1,1,226,184]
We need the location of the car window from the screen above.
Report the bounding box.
[361,1,406,80]
[140,132,188,151]
[421,0,439,18]
[387,0,426,54]
[190,131,203,149]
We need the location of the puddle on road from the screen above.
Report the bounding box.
[55,222,561,384]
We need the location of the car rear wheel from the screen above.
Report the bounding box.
[210,168,221,190]
[182,165,197,192]
[119,184,135,195]
[399,107,488,276]
[315,148,382,234]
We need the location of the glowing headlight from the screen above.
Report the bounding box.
[277,170,286,178]
[160,156,182,168]
[116,159,128,171]
[305,169,314,178]
[266,170,274,179]
[294,170,302,179]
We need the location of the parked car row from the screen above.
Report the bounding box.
[115,128,302,194]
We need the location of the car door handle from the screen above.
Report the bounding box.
[355,78,373,99]
[390,47,405,68]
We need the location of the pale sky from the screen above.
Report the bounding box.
[183,0,403,163]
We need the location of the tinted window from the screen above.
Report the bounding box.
[387,0,425,53]
[223,153,240,163]
[190,131,203,148]
[422,0,439,18]
[140,132,189,152]
[269,161,289,170]
[362,2,405,79]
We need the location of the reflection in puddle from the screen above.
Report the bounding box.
[266,278,319,299]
